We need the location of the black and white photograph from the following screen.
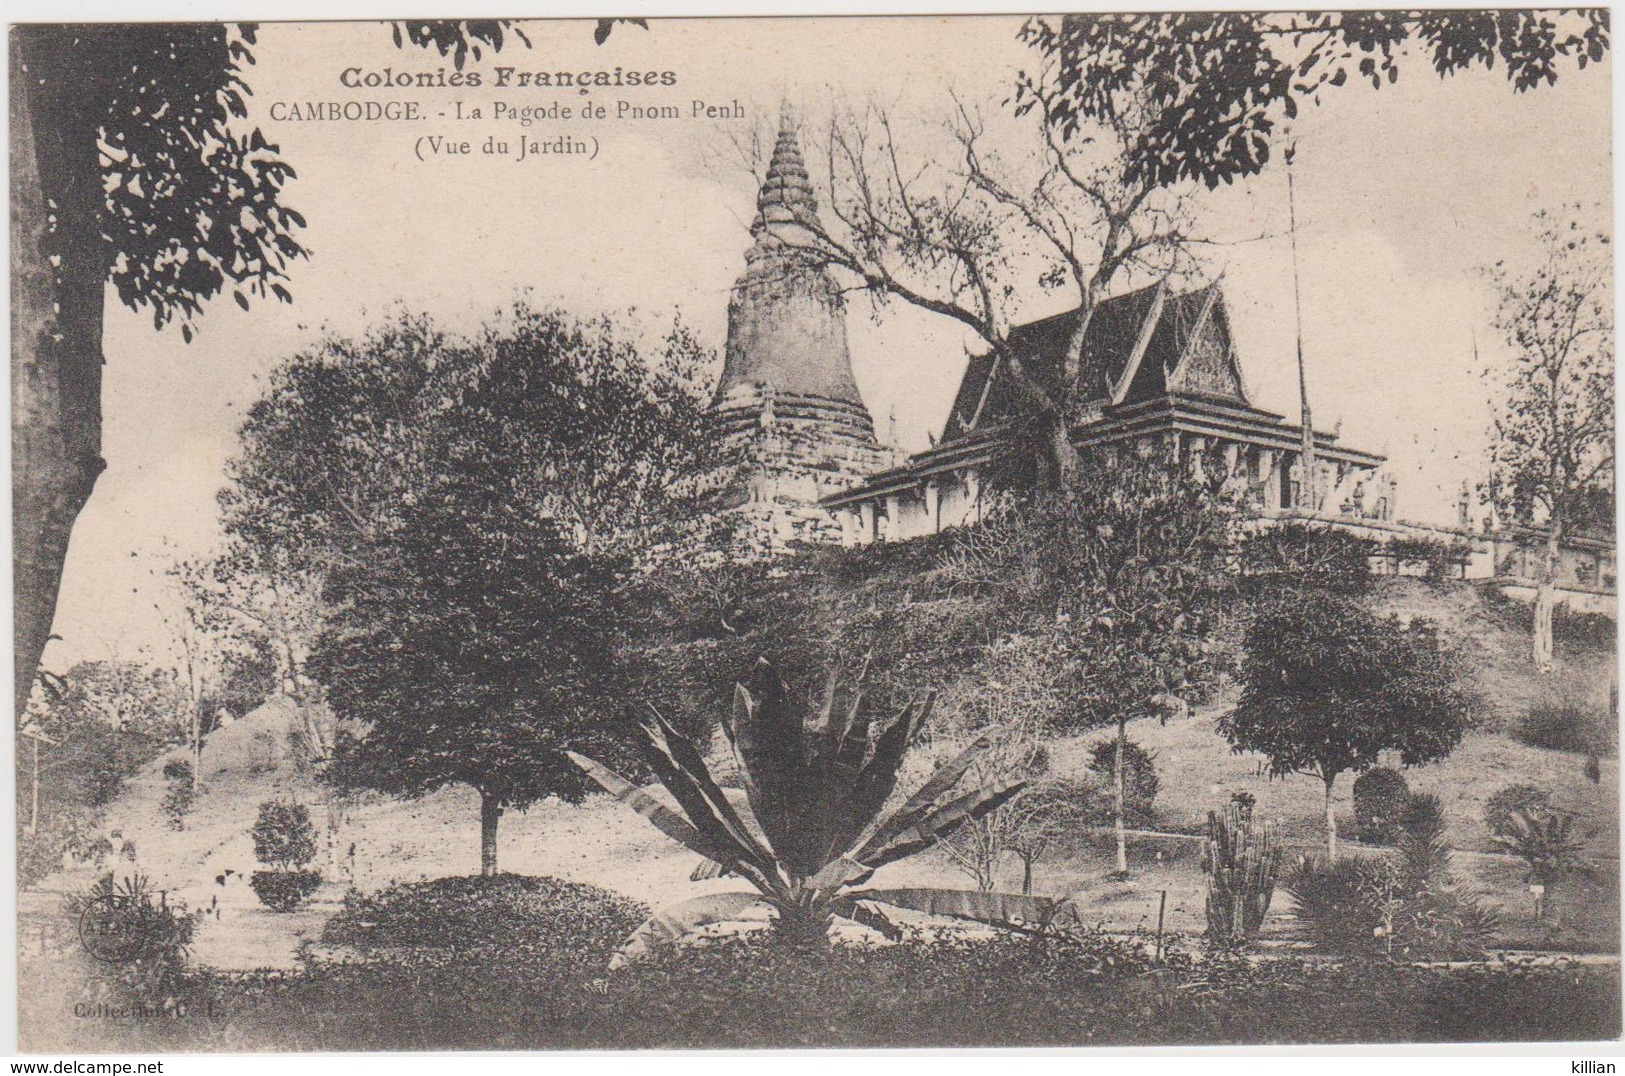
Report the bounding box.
[10,9,1620,1052]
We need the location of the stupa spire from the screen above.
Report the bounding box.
[752,110,820,238]
[711,106,870,414]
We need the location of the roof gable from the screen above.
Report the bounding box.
[939,281,1249,443]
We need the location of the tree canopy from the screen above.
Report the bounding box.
[1017,11,1610,190]
[1219,592,1474,858]
[232,301,706,873]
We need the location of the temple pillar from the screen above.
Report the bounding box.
[923,480,941,534]
[1257,448,1280,511]
[858,501,876,545]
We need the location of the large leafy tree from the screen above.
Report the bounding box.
[1483,206,1614,672]
[1218,593,1475,861]
[229,302,705,874]
[312,482,622,877]
[9,17,645,718]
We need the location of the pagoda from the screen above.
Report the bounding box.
[695,116,894,553]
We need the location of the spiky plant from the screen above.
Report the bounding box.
[1492,807,1585,889]
[1202,801,1280,947]
[568,659,1079,967]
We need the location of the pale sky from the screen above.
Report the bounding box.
[46,15,1613,670]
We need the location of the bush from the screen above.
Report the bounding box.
[1084,739,1159,826]
[26,926,1622,1049]
[65,872,199,1002]
[322,874,649,958]
[1285,857,1382,953]
[1290,793,1498,961]
[251,801,318,871]
[1353,769,1410,844]
[249,801,321,912]
[1517,699,1615,756]
[1491,808,1586,889]
[249,870,323,912]
[1485,784,1554,839]
[1239,523,1373,593]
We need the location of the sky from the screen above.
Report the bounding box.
[44,14,1613,671]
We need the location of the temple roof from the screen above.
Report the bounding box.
[940,281,1249,443]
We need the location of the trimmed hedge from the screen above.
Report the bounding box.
[250,870,322,912]
[323,873,648,957]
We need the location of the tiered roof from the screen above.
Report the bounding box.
[941,281,1248,443]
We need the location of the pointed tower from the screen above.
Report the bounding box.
[699,115,893,554]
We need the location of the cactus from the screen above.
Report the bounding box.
[1203,801,1281,948]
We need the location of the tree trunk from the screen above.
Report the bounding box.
[479,791,503,877]
[1323,771,1338,863]
[11,30,109,717]
[1020,855,1034,896]
[1113,719,1129,876]
[1533,513,1562,673]
[1051,416,1081,487]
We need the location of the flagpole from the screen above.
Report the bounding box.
[1286,141,1318,513]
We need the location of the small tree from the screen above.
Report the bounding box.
[251,801,318,872]
[249,800,321,911]
[1039,448,1237,875]
[1218,593,1474,861]
[1484,205,1614,672]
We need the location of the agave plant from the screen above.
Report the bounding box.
[568,659,1079,967]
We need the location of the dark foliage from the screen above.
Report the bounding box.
[1353,768,1410,844]
[1288,796,1499,963]
[249,870,322,913]
[322,874,648,957]
[1016,12,1608,191]
[1484,784,1554,840]
[198,635,279,723]
[40,926,1619,1050]
[1517,698,1617,756]
[250,801,318,871]
[1285,858,1380,953]
[15,24,307,337]
[1083,738,1160,826]
[1552,607,1618,654]
[1239,522,1373,594]
[1219,592,1475,857]
[234,305,709,857]
[1379,536,1475,583]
